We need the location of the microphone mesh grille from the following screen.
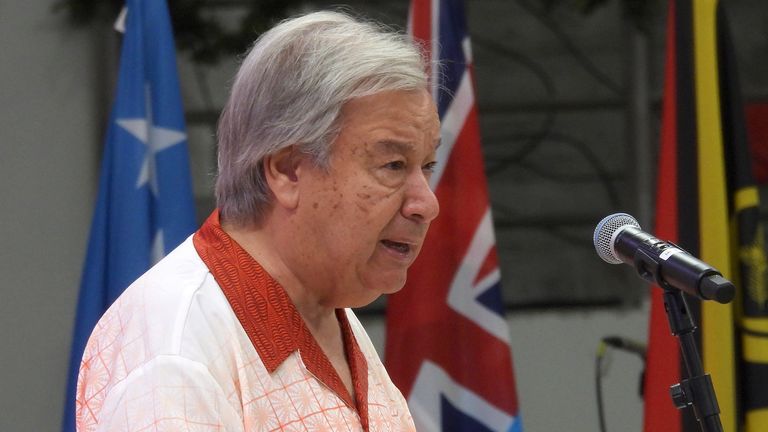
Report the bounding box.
[593,213,641,264]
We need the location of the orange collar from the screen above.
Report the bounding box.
[193,210,368,427]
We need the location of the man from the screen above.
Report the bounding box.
[76,10,440,432]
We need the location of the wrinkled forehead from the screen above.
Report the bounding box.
[336,89,440,139]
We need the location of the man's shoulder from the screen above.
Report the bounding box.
[83,237,236,369]
[119,237,211,332]
[77,237,254,429]
[132,235,209,296]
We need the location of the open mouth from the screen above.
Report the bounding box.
[381,239,411,254]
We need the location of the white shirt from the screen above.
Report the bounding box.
[76,226,415,431]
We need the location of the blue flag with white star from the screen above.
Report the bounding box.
[62,1,196,430]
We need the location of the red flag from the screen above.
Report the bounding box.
[643,1,687,429]
[385,1,522,430]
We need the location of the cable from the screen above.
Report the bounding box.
[515,0,624,96]
[485,131,622,207]
[471,35,558,176]
[596,340,609,432]
[595,336,648,432]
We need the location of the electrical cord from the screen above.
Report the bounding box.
[515,0,624,96]
[471,34,558,176]
[595,336,647,432]
[596,340,609,432]
[485,131,622,208]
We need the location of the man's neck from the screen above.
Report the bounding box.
[218,215,356,402]
[221,219,336,328]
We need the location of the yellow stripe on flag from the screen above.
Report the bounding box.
[735,186,759,213]
[743,333,768,363]
[693,0,736,430]
[743,317,768,334]
[747,410,768,430]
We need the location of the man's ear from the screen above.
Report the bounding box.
[263,146,301,210]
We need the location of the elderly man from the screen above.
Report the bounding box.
[76,10,440,432]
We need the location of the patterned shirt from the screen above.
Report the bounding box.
[76,211,415,431]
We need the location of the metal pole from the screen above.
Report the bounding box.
[625,17,653,229]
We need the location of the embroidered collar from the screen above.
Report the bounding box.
[193,210,368,427]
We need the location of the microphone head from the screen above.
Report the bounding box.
[593,213,641,264]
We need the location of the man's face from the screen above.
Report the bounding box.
[293,89,440,307]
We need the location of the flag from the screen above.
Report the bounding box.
[62,1,196,430]
[384,1,522,430]
[644,1,768,431]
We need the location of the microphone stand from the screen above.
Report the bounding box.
[662,288,723,432]
[632,249,725,431]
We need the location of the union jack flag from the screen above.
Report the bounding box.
[384,0,523,431]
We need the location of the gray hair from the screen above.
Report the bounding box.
[215,10,429,226]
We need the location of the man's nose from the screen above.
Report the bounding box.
[402,173,440,223]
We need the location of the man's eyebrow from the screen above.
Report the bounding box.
[375,140,415,153]
[374,138,442,153]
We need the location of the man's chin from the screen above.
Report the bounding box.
[344,277,406,308]
[380,273,408,294]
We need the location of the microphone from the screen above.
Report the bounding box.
[593,213,735,304]
[602,336,647,359]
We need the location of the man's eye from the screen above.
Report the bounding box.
[384,161,406,170]
[423,161,437,172]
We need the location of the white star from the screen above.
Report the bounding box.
[116,85,186,196]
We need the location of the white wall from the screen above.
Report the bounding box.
[506,302,649,431]
[0,1,103,430]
